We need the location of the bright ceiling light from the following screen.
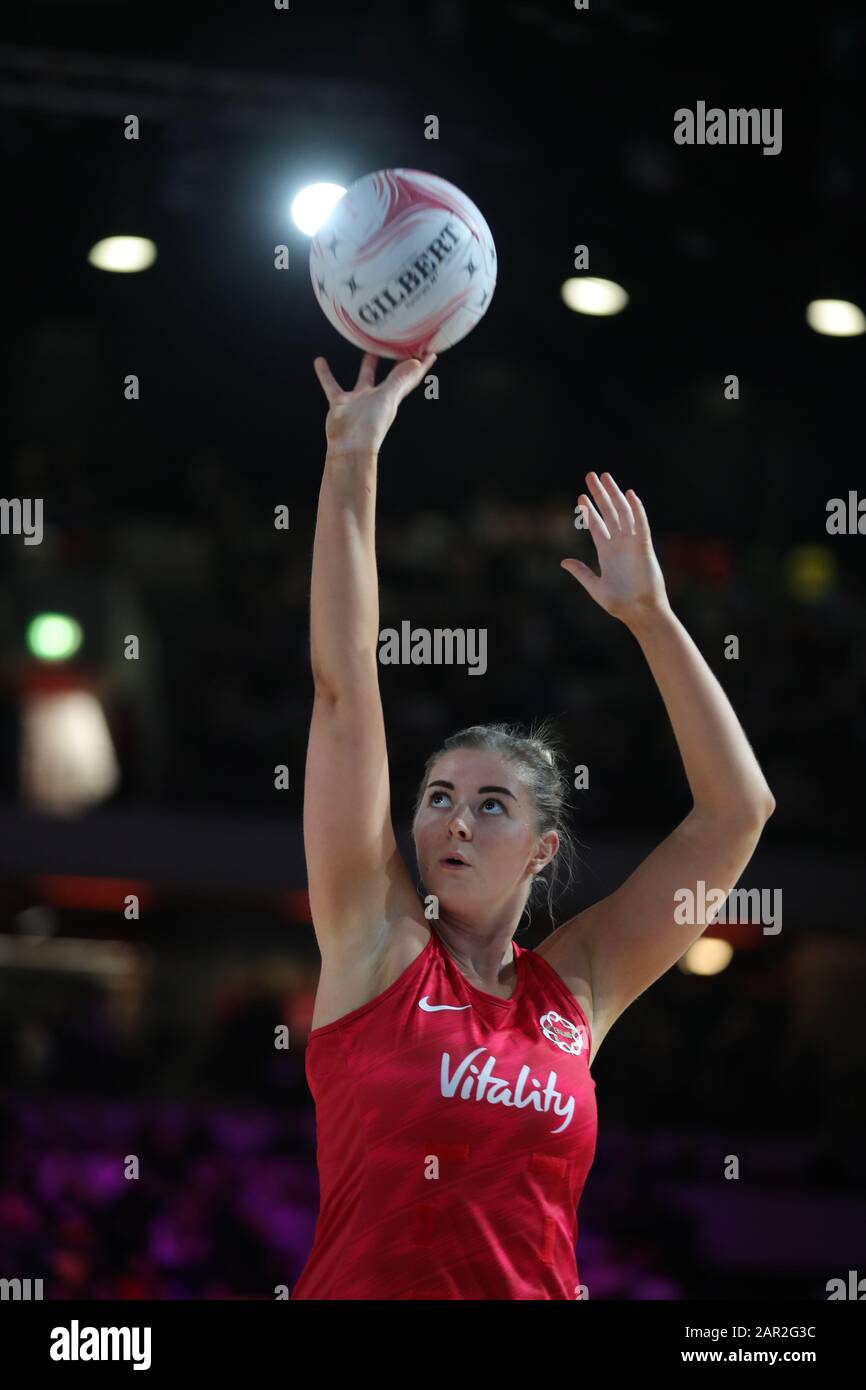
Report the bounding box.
[805,298,866,337]
[291,183,347,236]
[87,236,157,273]
[26,613,83,662]
[19,689,121,814]
[679,938,734,976]
[562,276,629,316]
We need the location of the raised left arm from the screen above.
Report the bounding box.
[551,473,774,1052]
[622,601,775,820]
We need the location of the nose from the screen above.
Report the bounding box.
[447,806,472,839]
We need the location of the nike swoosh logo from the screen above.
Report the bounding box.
[419,996,472,1012]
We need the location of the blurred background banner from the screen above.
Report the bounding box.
[1,0,865,1300]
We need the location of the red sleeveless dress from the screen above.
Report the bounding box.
[291,928,597,1299]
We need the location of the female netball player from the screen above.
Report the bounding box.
[291,350,775,1301]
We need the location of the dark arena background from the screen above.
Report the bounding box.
[1,0,865,1348]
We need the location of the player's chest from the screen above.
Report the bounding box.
[357,1006,595,1148]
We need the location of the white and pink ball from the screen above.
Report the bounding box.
[310,168,497,359]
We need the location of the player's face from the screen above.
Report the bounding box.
[413,749,543,911]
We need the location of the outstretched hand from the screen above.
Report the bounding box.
[561,471,670,626]
[314,350,437,457]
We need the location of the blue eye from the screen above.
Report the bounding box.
[428,792,504,813]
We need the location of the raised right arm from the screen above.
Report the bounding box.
[303,352,435,957]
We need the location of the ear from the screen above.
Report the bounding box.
[542,834,561,867]
[532,829,560,874]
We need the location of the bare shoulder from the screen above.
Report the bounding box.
[311,909,432,1034]
[379,913,433,979]
[533,921,593,1004]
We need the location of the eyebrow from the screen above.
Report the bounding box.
[425,779,517,802]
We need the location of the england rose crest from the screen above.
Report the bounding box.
[539,1010,587,1056]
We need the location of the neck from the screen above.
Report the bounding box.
[434,922,517,987]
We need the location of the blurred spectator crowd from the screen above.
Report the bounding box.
[0,1088,857,1300]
